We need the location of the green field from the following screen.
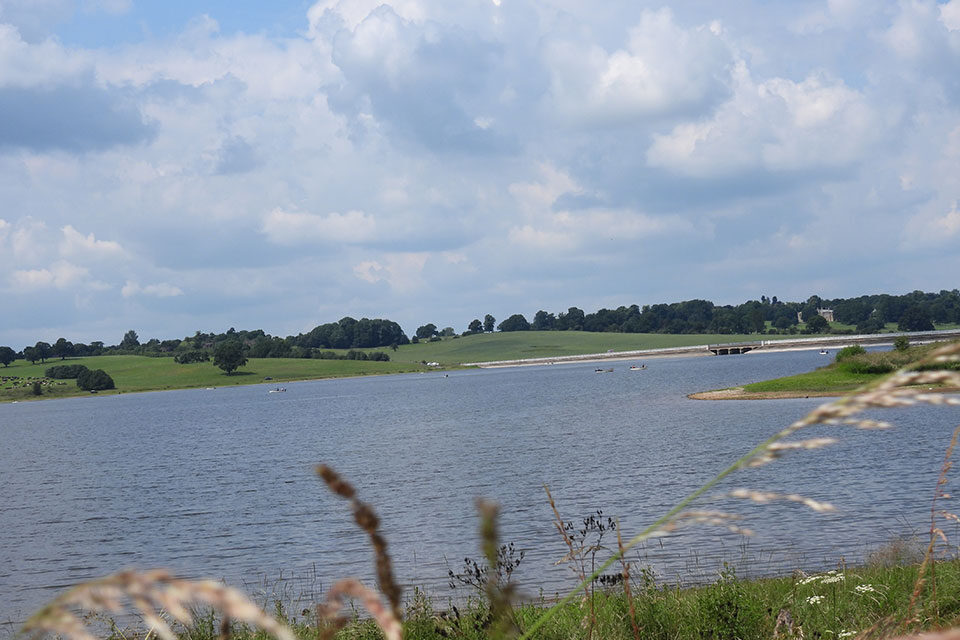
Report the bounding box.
[377,330,791,364]
[0,355,432,402]
[742,341,959,395]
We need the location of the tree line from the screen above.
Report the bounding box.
[1,290,958,368]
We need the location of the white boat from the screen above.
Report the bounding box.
[819,349,829,355]
[268,387,286,393]
[629,365,646,371]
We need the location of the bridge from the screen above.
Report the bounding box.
[708,328,960,355]
[708,343,758,355]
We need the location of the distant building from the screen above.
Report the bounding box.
[798,308,836,323]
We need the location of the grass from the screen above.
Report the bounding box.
[377,331,797,365]
[743,342,960,395]
[0,356,431,403]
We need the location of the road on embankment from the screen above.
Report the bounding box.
[462,328,960,368]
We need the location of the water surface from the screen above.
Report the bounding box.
[1,350,955,623]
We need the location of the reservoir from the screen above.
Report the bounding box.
[1,349,956,624]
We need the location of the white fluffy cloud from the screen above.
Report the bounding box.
[646,66,880,176]
[261,209,377,245]
[121,280,184,298]
[1,1,959,343]
[545,8,733,124]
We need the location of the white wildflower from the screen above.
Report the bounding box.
[806,595,824,605]
[799,575,821,585]
[854,584,876,594]
[839,631,856,638]
[821,574,844,584]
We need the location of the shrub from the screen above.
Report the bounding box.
[835,345,866,362]
[45,364,89,379]
[31,381,43,395]
[77,369,115,391]
[174,350,209,364]
[894,336,910,351]
[839,357,895,374]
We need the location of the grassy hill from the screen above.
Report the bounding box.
[376,330,792,364]
[0,355,431,402]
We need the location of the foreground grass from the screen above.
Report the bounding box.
[0,356,432,402]
[156,559,960,640]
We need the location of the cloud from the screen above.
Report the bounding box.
[326,4,517,153]
[352,252,427,292]
[261,208,377,245]
[121,280,184,298]
[0,83,155,152]
[646,66,880,177]
[944,0,960,31]
[59,225,125,259]
[10,260,88,290]
[544,8,733,125]
[213,136,260,175]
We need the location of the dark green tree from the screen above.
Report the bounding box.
[497,314,530,332]
[898,305,934,332]
[120,330,140,349]
[483,314,495,333]
[22,346,38,364]
[532,310,556,330]
[77,369,115,391]
[213,341,248,374]
[34,341,52,363]
[467,319,483,334]
[52,337,74,360]
[415,323,438,339]
[0,346,15,367]
[557,307,585,331]
[805,315,829,333]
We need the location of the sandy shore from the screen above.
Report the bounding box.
[687,387,844,400]
[688,385,960,401]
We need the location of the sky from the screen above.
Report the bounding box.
[1,0,960,347]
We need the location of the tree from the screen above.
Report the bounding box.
[34,341,51,363]
[22,346,38,364]
[897,305,934,332]
[467,319,483,334]
[415,323,438,339]
[483,314,496,333]
[121,329,140,349]
[77,369,115,391]
[0,346,15,367]
[894,336,910,352]
[440,327,456,337]
[52,338,74,360]
[805,315,829,333]
[213,341,248,374]
[497,314,530,332]
[532,310,556,331]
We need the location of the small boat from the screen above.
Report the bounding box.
[268,387,286,393]
[819,349,829,355]
[595,368,605,373]
[629,365,646,371]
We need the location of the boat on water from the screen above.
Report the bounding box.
[268,387,286,393]
[595,368,614,373]
[629,365,646,370]
[819,349,829,355]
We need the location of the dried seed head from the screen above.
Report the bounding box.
[21,570,294,640]
[729,489,837,512]
[315,465,356,499]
